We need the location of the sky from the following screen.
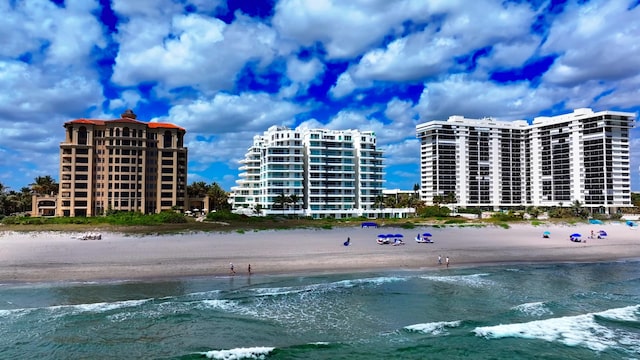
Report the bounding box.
[1,0,639,194]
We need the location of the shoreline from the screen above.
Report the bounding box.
[1,223,639,283]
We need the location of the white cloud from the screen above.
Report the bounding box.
[329,72,359,99]
[112,12,281,96]
[331,0,538,96]
[415,75,554,121]
[382,139,421,166]
[476,39,541,72]
[594,74,640,110]
[280,56,325,97]
[286,57,324,84]
[155,92,306,134]
[541,1,640,86]
[273,0,427,59]
[0,0,104,64]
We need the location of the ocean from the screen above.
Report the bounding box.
[1,261,639,359]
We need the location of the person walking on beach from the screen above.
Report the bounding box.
[445,256,450,268]
[438,255,442,265]
[248,264,252,275]
[229,262,235,275]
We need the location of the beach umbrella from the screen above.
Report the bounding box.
[598,230,607,236]
[543,231,551,236]
[423,233,432,237]
[394,234,404,238]
[377,234,387,238]
[387,234,396,238]
[571,233,581,237]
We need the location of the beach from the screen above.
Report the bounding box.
[1,222,639,283]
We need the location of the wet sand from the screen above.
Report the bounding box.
[0,223,639,282]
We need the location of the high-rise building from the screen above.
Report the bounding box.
[230,126,409,219]
[416,108,635,214]
[54,110,187,216]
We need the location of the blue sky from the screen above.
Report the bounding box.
[1,0,639,193]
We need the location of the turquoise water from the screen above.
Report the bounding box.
[1,261,639,359]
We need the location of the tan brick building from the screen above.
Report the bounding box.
[53,110,187,216]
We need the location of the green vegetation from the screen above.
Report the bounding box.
[2,211,187,226]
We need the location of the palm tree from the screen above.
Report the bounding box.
[571,200,587,218]
[0,182,9,216]
[19,187,32,212]
[31,175,59,196]
[288,194,301,217]
[207,182,229,212]
[444,192,457,204]
[187,181,209,198]
[274,193,289,214]
[373,194,385,218]
[413,183,420,200]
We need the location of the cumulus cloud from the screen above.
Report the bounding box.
[331,0,538,96]
[541,1,640,86]
[153,92,306,134]
[273,0,432,59]
[415,75,555,121]
[112,12,281,95]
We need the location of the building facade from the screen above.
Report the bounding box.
[52,110,187,216]
[416,108,635,214]
[231,126,411,219]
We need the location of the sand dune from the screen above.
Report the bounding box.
[0,223,639,282]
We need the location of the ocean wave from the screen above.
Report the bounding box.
[511,302,553,317]
[474,305,640,352]
[0,298,150,321]
[405,320,462,335]
[420,273,494,288]
[181,290,222,300]
[596,305,640,322]
[201,346,275,359]
[199,299,241,312]
[49,298,150,315]
[251,276,408,297]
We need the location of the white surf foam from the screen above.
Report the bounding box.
[512,302,552,317]
[474,305,640,352]
[50,299,150,315]
[405,320,462,335]
[421,273,494,288]
[202,346,275,359]
[252,276,407,297]
[596,304,640,322]
[199,299,241,312]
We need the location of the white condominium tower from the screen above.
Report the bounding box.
[416,108,635,214]
[231,126,388,219]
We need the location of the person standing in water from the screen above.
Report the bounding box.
[229,262,236,275]
[248,264,252,275]
[445,256,450,268]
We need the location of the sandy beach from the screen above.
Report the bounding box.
[1,223,639,283]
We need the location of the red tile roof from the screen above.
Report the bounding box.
[65,118,185,131]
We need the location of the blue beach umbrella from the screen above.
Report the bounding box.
[598,230,607,236]
[543,231,551,236]
[423,233,433,237]
[571,233,581,237]
[377,234,387,238]
[394,234,404,238]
